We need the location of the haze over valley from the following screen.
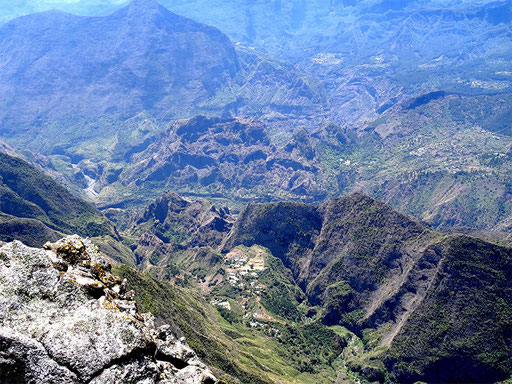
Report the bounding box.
[0,1,511,383]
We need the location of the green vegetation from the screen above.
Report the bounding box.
[0,213,62,247]
[358,93,512,231]
[221,194,512,383]
[0,153,118,249]
[387,235,512,383]
[0,153,112,237]
[0,2,511,382]
[114,264,347,384]
[258,254,304,321]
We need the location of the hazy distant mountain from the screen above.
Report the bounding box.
[0,0,238,133]
[0,0,325,155]
[3,0,510,128]
[163,0,512,126]
[0,0,124,23]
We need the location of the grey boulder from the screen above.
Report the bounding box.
[0,235,217,384]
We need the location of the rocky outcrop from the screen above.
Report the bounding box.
[0,235,217,384]
[128,192,234,268]
[116,116,330,204]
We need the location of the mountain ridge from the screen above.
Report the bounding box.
[0,0,325,158]
[217,192,512,382]
[0,2,511,383]
[0,152,114,242]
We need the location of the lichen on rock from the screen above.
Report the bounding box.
[0,235,217,384]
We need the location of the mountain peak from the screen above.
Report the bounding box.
[128,0,160,9]
[118,0,194,26]
[124,0,163,17]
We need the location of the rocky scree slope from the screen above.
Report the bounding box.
[221,193,512,382]
[0,235,217,384]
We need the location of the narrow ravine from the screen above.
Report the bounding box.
[72,163,98,199]
[83,173,98,198]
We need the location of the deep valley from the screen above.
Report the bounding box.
[0,0,511,383]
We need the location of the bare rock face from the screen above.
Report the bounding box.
[0,235,217,384]
[118,116,329,203]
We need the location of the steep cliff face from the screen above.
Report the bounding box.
[0,235,217,384]
[128,191,234,268]
[385,235,512,383]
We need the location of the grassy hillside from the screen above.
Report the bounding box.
[114,264,348,384]
[220,193,512,383]
[0,152,114,240]
[0,152,138,265]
